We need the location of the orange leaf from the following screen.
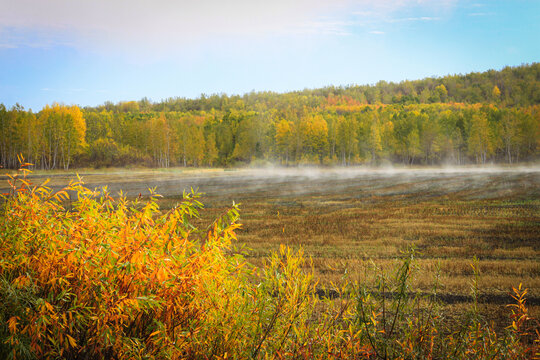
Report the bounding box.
[8,316,18,333]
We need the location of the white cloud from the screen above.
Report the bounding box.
[387,16,441,23]
[294,20,356,36]
[0,0,458,55]
[369,30,385,34]
[0,1,340,48]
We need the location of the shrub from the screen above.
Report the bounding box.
[0,162,538,359]
[0,165,319,359]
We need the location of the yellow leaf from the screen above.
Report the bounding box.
[66,334,77,348]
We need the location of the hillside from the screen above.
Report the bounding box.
[1,63,539,169]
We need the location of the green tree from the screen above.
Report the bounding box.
[468,111,494,164]
[84,110,113,143]
[420,88,431,103]
[232,116,257,162]
[518,107,539,160]
[435,84,448,102]
[367,115,382,164]
[499,109,521,163]
[420,117,442,164]
[336,115,358,165]
[204,132,219,166]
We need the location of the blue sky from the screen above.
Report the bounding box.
[0,0,539,111]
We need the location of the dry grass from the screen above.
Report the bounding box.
[198,195,539,295]
[200,191,540,324]
[4,166,539,321]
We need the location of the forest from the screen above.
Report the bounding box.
[1,63,539,169]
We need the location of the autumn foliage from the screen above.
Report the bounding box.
[0,164,318,359]
[1,164,539,359]
[0,163,245,358]
[2,64,540,169]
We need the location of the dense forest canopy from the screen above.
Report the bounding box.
[1,63,539,169]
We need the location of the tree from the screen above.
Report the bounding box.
[492,85,501,102]
[186,126,205,166]
[36,105,58,169]
[59,105,86,170]
[499,109,521,163]
[204,132,218,166]
[302,114,328,164]
[120,101,140,113]
[35,104,86,170]
[420,117,442,164]
[87,138,121,167]
[468,111,494,164]
[232,117,257,162]
[406,128,422,164]
[419,88,431,103]
[380,120,395,160]
[518,108,539,160]
[149,113,174,168]
[435,84,448,102]
[394,110,423,164]
[176,117,205,167]
[0,104,31,169]
[367,115,382,164]
[336,115,357,165]
[275,119,292,165]
[84,110,113,143]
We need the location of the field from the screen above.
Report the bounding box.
[4,166,539,323]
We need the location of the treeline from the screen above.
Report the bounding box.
[1,64,539,169]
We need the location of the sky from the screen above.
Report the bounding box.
[0,0,539,111]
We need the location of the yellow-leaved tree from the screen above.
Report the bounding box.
[302,114,328,164]
[275,119,292,164]
[37,104,86,170]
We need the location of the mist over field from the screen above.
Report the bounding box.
[4,165,538,202]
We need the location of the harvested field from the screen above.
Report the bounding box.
[4,166,539,319]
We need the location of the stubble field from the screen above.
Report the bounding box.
[5,166,539,323]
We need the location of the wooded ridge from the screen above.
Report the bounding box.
[1,63,539,169]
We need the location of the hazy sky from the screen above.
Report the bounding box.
[1,0,539,111]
